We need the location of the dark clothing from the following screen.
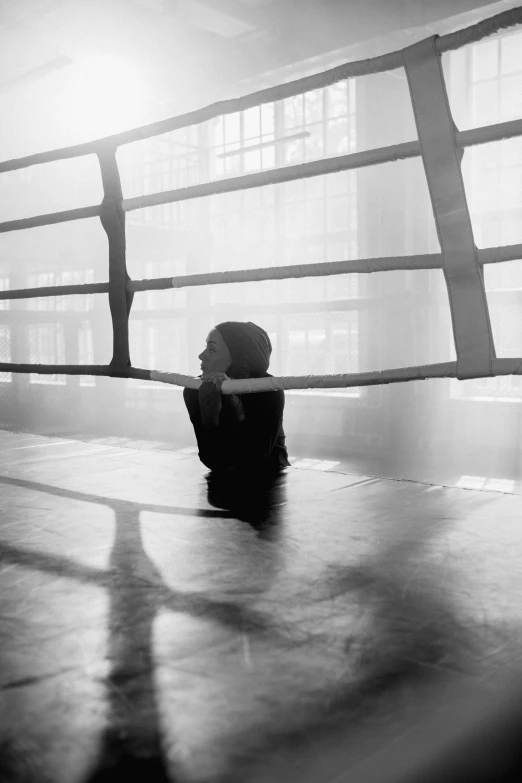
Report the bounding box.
[183,386,290,475]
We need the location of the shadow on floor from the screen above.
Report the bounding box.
[0,473,281,782]
[2,471,521,783]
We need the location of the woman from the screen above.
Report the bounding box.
[183,321,290,478]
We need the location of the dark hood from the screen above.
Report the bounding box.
[215,321,272,379]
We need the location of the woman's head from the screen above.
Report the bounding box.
[198,328,232,375]
[199,321,272,379]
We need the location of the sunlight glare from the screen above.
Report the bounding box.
[60,55,147,140]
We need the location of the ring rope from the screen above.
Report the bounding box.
[2,118,522,235]
[2,358,522,394]
[1,244,521,302]
[97,146,133,370]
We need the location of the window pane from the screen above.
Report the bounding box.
[326,82,348,118]
[284,179,305,202]
[305,200,324,233]
[244,148,261,172]
[500,137,522,167]
[327,117,349,155]
[262,144,275,168]
[0,277,10,311]
[472,39,498,81]
[243,107,260,139]
[306,177,324,199]
[29,323,66,385]
[304,89,323,123]
[472,80,499,125]
[261,103,275,134]
[284,95,304,128]
[224,113,241,143]
[214,116,224,146]
[326,197,350,232]
[500,167,522,208]
[0,155,102,223]
[501,74,522,121]
[284,137,305,163]
[501,32,522,75]
[0,324,11,382]
[304,124,324,160]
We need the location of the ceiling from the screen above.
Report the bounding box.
[0,0,519,155]
[1,1,516,97]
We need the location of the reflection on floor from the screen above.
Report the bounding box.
[1,429,522,783]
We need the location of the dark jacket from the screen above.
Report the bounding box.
[183,386,290,474]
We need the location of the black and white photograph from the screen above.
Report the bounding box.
[1,1,522,781]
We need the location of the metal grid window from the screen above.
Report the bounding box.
[0,277,10,311]
[26,271,94,312]
[210,105,276,177]
[0,323,11,383]
[26,271,94,385]
[79,321,95,388]
[128,259,188,391]
[120,128,203,228]
[28,322,66,385]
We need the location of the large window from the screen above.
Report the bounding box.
[8,75,362,395]
[205,81,360,389]
[211,104,276,177]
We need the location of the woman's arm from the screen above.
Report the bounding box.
[183,387,226,470]
[184,385,285,472]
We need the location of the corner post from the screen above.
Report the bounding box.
[97,144,134,373]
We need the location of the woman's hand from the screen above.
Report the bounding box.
[200,372,245,422]
[201,371,229,392]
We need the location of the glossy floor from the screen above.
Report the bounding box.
[1,429,522,783]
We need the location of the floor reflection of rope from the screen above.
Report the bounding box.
[86,506,170,782]
[0,473,282,781]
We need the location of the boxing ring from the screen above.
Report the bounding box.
[2,6,522,783]
[1,6,522,391]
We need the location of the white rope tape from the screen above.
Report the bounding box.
[129,244,522,294]
[2,244,520,304]
[3,359,521,389]
[150,358,522,393]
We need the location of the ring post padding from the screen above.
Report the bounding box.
[97,145,134,372]
[403,36,496,380]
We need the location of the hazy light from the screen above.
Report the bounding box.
[59,56,147,140]
[456,476,515,493]
[292,458,341,471]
